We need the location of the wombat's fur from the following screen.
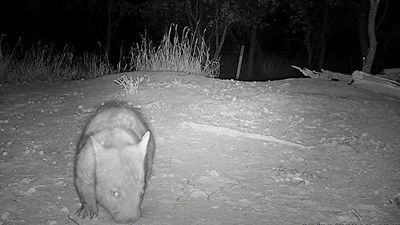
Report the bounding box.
[74,101,155,223]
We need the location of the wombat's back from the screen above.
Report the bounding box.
[85,102,148,137]
[82,101,155,181]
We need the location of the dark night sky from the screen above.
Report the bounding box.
[0,0,399,75]
[0,0,141,50]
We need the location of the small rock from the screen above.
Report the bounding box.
[189,190,206,199]
[196,176,212,184]
[26,187,36,196]
[207,170,220,177]
[47,220,57,225]
[1,212,10,220]
[60,206,69,214]
[21,178,31,183]
[2,151,8,156]
[336,214,358,223]
[238,198,250,207]
[54,180,65,187]
[337,144,352,151]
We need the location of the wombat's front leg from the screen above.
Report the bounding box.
[76,202,98,219]
[74,144,98,219]
[75,175,98,219]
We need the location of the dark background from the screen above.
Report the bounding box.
[0,0,399,80]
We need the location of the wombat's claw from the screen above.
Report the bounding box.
[76,204,98,219]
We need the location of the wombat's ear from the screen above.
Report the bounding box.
[90,136,104,155]
[138,131,150,158]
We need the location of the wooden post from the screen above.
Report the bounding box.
[236,45,245,80]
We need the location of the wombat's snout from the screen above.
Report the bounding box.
[112,209,141,224]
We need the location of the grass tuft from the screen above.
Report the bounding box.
[114,74,149,95]
[129,24,219,78]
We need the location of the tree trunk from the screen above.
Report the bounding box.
[305,26,313,69]
[214,2,220,59]
[246,25,257,80]
[318,1,329,70]
[185,0,205,44]
[106,0,113,61]
[358,0,369,68]
[255,36,265,59]
[213,25,229,60]
[362,0,380,73]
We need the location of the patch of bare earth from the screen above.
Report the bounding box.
[0,71,399,225]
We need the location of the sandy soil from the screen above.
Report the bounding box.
[0,71,400,225]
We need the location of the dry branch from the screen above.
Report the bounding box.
[181,121,309,149]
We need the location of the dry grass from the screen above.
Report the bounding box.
[0,37,113,83]
[129,24,219,78]
[114,74,149,95]
[0,24,219,85]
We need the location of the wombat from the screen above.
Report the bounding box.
[74,101,155,223]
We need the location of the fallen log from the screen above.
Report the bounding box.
[351,70,400,98]
[291,65,400,99]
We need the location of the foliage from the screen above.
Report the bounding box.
[284,0,340,34]
[137,0,186,38]
[236,0,280,28]
[138,0,282,65]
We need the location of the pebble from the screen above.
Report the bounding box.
[47,220,57,225]
[60,206,69,214]
[1,212,9,220]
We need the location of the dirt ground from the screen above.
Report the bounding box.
[0,71,399,225]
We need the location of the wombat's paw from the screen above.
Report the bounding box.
[76,204,98,219]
